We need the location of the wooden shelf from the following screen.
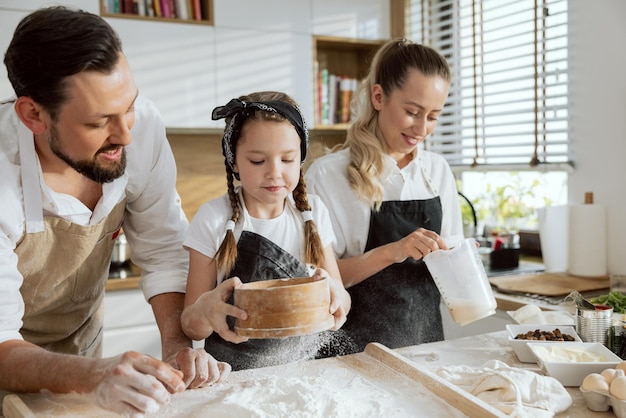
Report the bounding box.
[313,36,385,80]
[313,35,385,129]
[100,0,214,25]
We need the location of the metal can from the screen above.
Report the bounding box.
[576,305,613,346]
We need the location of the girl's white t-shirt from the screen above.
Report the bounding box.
[184,189,335,283]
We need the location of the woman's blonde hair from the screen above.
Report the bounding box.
[213,91,325,274]
[344,38,451,210]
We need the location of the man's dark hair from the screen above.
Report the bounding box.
[4,6,123,120]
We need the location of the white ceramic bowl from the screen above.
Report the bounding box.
[528,342,622,386]
[506,310,575,325]
[507,324,581,363]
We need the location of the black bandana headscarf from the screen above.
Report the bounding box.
[212,98,309,179]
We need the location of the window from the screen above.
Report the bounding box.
[406,0,569,231]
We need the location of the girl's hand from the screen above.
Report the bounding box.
[391,228,448,263]
[311,268,351,330]
[194,277,249,344]
[167,347,231,389]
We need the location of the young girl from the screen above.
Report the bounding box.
[181,91,351,370]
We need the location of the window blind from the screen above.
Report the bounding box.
[406,0,570,172]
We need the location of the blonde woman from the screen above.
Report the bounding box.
[181,91,351,370]
[305,39,464,353]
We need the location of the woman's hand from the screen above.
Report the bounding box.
[391,228,448,263]
[311,268,350,330]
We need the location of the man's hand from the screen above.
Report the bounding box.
[89,351,185,417]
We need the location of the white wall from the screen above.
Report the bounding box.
[568,0,626,276]
[0,0,389,128]
[1,0,624,274]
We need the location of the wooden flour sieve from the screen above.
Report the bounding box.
[233,277,334,338]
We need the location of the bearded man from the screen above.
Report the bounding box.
[0,6,229,416]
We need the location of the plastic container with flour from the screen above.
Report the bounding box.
[424,238,497,326]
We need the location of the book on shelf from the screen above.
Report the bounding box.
[159,0,172,18]
[192,0,202,20]
[105,0,207,21]
[313,60,320,125]
[320,68,330,125]
[121,0,135,14]
[339,77,357,124]
[327,74,338,126]
[153,0,161,16]
[315,67,358,126]
[135,0,146,16]
[104,0,120,13]
[116,0,174,18]
[175,0,189,19]
[145,0,155,16]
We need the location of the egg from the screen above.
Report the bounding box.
[602,368,624,383]
[616,361,626,373]
[610,376,626,400]
[582,373,610,392]
[602,368,619,384]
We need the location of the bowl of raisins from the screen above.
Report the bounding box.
[507,324,581,363]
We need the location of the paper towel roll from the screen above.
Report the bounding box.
[537,205,569,273]
[567,203,607,277]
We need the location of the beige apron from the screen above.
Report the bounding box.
[11,125,128,357]
[15,199,126,356]
[0,203,125,403]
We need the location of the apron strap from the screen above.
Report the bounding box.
[239,191,308,262]
[18,123,44,233]
[417,154,439,195]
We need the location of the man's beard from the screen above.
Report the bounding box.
[48,125,126,184]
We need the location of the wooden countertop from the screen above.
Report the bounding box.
[105,277,140,291]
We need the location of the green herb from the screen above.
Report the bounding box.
[591,291,626,314]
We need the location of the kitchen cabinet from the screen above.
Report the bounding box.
[102,288,161,359]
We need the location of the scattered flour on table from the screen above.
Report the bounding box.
[149,365,468,418]
[239,329,359,370]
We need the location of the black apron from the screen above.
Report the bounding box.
[205,231,344,370]
[342,197,444,353]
